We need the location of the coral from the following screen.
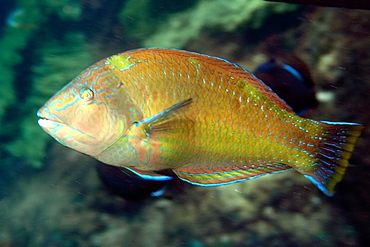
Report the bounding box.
[120,0,300,48]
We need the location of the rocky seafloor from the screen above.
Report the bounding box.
[0,145,359,247]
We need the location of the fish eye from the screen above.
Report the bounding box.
[80,88,94,102]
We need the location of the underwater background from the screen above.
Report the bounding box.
[0,0,369,246]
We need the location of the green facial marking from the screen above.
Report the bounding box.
[107,55,137,72]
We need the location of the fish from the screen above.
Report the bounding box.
[97,162,171,201]
[254,55,318,116]
[37,48,363,196]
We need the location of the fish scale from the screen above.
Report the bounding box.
[37,48,363,196]
[124,52,287,158]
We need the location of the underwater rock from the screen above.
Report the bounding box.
[120,0,197,43]
[4,33,97,168]
[120,0,300,48]
[0,0,85,168]
[0,158,359,246]
[297,8,370,245]
[0,4,47,168]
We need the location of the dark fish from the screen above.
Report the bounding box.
[254,55,318,116]
[97,163,171,201]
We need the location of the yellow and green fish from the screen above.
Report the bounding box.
[37,48,363,196]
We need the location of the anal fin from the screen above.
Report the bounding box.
[174,163,292,186]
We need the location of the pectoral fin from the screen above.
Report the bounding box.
[139,98,193,132]
[124,98,194,166]
[127,98,193,140]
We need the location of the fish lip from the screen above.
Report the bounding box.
[37,109,63,124]
[37,117,65,128]
[37,109,51,121]
[38,118,62,129]
[37,109,64,128]
[36,109,84,135]
[37,110,44,119]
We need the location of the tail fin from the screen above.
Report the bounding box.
[304,121,363,196]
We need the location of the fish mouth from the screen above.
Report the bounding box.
[37,109,86,136]
[37,110,65,129]
[38,118,62,129]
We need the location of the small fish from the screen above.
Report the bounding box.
[37,48,363,196]
[254,55,318,116]
[97,163,171,201]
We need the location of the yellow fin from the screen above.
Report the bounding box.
[174,163,292,186]
[303,121,364,196]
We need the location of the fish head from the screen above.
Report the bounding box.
[37,60,136,157]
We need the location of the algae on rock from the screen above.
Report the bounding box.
[120,0,300,48]
[120,0,197,42]
[0,1,50,169]
[5,33,97,168]
[1,0,85,168]
[0,0,81,104]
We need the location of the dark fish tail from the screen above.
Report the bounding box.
[304,121,363,196]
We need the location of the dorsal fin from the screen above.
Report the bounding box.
[126,48,294,113]
[188,51,294,112]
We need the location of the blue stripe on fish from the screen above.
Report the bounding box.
[124,167,173,181]
[175,168,293,186]
[282,64,304,82]
[304,175,332,196]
